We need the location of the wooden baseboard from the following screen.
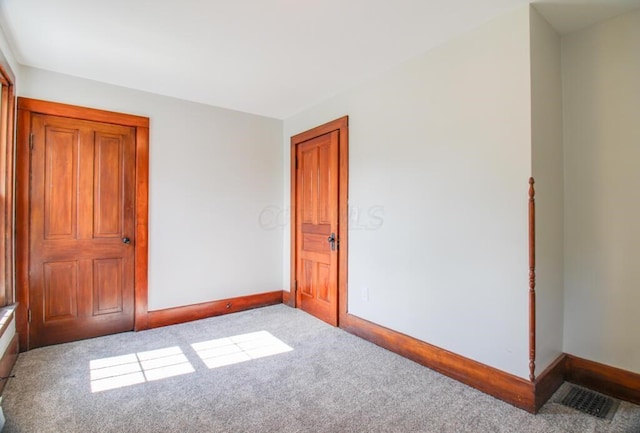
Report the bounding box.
[340,313,537,412]
[282,290,290,305]
[565,355,640,405]
[339,311,640,412]
[533,354,567,411]
[0,334,19,395]
[147,291,283,329]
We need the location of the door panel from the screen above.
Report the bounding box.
[301,260,313,298]
[43,261,78,321]
[317,264,331,302]
[317,143,331,223]
[93,134,123,237]
[295,131,339,325]
[29,113,135,347]
[302,231,331,253]
[93,258,124,315]
[44,128,78,240]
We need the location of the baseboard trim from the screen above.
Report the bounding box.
[533,354,567,411]
[147,291,283,329]
[565,355,640,405]
[340,313,537,412]
[339,310,640,412]
[282,290,290,305]
[0,334,19,395]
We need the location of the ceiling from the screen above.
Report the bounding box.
[0,0,638,119]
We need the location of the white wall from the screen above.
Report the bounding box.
[19,67,284,311]
[0,26,18,78]
[562,8,640,373]
[8,2,639,382]
[284,6,533,378]
[529,7,564,375]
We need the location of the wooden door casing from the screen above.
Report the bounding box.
[290,117,348,327]
[16,98,150,351]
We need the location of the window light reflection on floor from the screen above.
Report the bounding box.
[89,331,293,392]
[90,346,195,393]
[192,330,293,369]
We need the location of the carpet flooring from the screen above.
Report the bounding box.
[2,305,639,432]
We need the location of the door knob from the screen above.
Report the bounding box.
[122,237,131,244]
[327,233,336,251]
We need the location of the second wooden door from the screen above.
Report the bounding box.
[295,130,339,326]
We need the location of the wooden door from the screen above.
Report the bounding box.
[295,130,340,325]
[28,113,136,347]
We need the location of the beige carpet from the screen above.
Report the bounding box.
[2,305,639,432]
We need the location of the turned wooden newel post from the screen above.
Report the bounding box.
[528,177,536,382]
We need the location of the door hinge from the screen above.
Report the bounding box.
[27,309,32,323]
[29,133,34,150]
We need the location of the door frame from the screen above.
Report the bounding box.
[290,116,348,325]
[16,98,150,351]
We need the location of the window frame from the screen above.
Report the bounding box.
[0,50,16,307]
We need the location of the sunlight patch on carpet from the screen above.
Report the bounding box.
[90,346,195,392]
[192,330,293,369]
